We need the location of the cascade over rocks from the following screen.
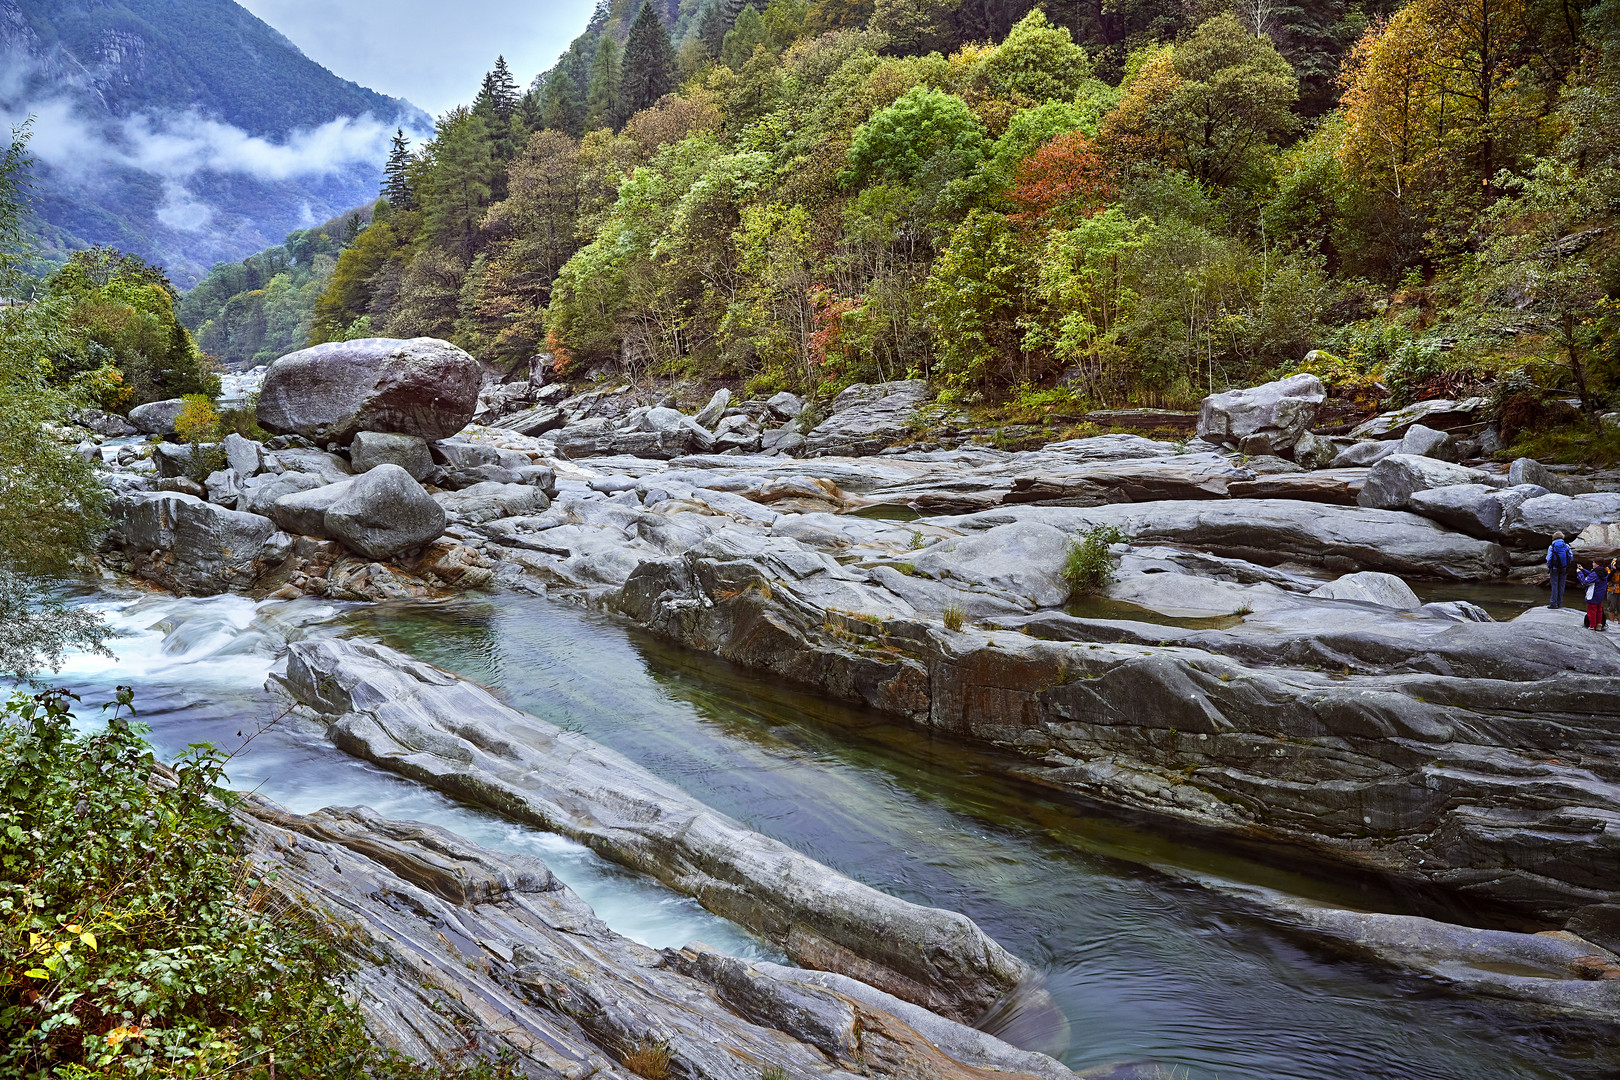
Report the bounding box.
[255,337,481,444]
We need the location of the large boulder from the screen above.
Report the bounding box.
[223,433,265,477]
[106,491,292,595]
[802,380,929,457]
[1504,492,1620,548]
[1349,398,1487,440]
[255,337,480,444]
[128,398,186,435]
[1356,455,1498,510]
[1195,374,1325,455]
[324,465,447,559]
[1329,440,1398,469]
[239,471,328,517]
[1398,424,1453,459]
[350,431,433,480]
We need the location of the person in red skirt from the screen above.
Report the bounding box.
[1577,561,1609,630]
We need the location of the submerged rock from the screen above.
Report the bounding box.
[256,337,480,444]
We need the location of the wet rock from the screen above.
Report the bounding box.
[1195,374,1325,455]
[324,465,448,559]
[1357,455,1500,510]
[281,636,1035,1025]
[128,397,186,435]
[350,431,432,480]
[803,381,929,457]
[105,491,292,595]
[256,337,481,444]
[1308,571,1421,609]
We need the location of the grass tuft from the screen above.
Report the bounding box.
[1063,525,1126,596]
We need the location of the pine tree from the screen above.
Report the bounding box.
[621,1,676,118]
[540,68,586,137]
[586,36,624,131]
[696,2,728,56]
[382,128,415,210]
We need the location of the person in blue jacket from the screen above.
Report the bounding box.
[1547,532,1573,608]
[1578,560,1609,630]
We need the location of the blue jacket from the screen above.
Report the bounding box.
[1548,539,1573,568]
[1578,567,1608,603]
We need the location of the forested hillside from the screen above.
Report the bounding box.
[1,0,424,285]
[251,0,1616,451]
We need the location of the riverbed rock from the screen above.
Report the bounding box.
[238,797,1071,1080]
[1290,431,1338,470]
[434,481,549,525]
[223,432,265,477]
[79,408,137,437]
[692,387,732,428]
[281,636,1036,1025]
[907,521,1072,610]
[324,465,447,559]
[256,337,481,444]
[1195,374,1325,455]
[1330,440,1399,469]
[803,381,930,457]
[240,471,328,517]
[1503,492,1620,548]
[1308,571,1421,609]
[767,391,805,419]
[128,397,186,435]
[1349,398,1487,439]
[1406,483,1546,541]
[1398,423,1453,459]
[350,431,433,480]
[267,445,351,485]
[106,491,292,595]
[271,479,354,538]
[1357,455,1499,510]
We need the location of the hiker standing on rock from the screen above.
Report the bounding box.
[1578,561,1609,630]
[1547,533,1573,608]
[1607,560,1620,623]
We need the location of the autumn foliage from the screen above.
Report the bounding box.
[1008,131,1114,227]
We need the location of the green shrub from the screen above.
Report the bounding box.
[0,688,518,1080]
[1063,525,1125,595]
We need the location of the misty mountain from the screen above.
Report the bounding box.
[1,0,429,286]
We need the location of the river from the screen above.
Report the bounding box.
[47,587,1619,1080]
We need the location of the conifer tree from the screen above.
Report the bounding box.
[382,128,415,210]
[621,1,676,118]
[481,56,521,123]
[697,1,728,56]
[586,35,625,131]
[540,68,586,137]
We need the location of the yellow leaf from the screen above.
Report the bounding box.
[65,924,81,934]
[80,932,96,950]
[23,968,48,979]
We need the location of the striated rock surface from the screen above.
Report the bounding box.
[278,636,1038,1026]
[803,381,930,457]
[256,337,481,444]
[105,491,291,595]
[1195,373,1324,455]
[239,798,1074,1080]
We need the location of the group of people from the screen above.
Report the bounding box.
[1546,532,1620,630]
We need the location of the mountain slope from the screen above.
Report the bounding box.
[1,0,429,286]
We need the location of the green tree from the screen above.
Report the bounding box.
[622,1,678,115]
[541,68,587,136]
[722,5,769,67]
[382,128,415,209]
[423,107,498,258]
[970,10,1093,104]
[587,35,626,130]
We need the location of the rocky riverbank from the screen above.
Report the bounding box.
[69,339,1620,1038]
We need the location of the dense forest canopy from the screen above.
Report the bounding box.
[192,0,1620,447]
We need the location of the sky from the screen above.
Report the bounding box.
[236,0,600,117]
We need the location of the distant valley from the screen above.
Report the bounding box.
[0,0,427,286]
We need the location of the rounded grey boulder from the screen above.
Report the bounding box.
[256,338,480,444]
[128,398,187,435]
[324,464,447,560]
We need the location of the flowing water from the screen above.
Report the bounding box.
[46,588,1620,1080]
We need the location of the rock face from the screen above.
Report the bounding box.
[128,397,186,435]
[239,797,1074,1080]
[255,338,481,444]
[280,636,1036,1026]
[349,431,433,479]
[1349,398,1487,439]
[803,381,930,457]
[1308,570,1421,609]
[105,492,291,594]
[1195,374,1325,455]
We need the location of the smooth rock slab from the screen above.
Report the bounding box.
[803,381,929,457]
[1309,571,1422,609]
[281,637,1034,1025]
[324,465,447,559]
[1357,455,1499,510]
[256,337,480,444]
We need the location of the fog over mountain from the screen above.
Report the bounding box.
[0,0,429,286]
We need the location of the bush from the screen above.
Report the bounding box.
[942,601,966,631]
[1062,525,1125,595]
[0,689,518,1080]
[172,395,219,445]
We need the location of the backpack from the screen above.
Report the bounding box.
[1550,540,1572,568]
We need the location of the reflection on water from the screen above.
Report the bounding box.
[1408,580,1548,621]
[341,594,1617,1080]
[40,588,1619,1080]
[1063,594,1245,630]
